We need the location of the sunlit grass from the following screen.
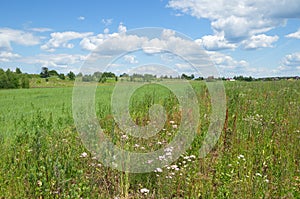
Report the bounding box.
[0,80,299,198]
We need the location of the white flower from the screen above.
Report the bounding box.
[159,155,166,161]
[169,120,175,124]
[80,152,88,158]
[37,180,42,187]
[134,144,140,148]
[155,168,163,172]
[171,165,178,169]
[172,124,178,129]
[189,155,196,159]
[147,159,153,164]
[255,173,262,177]
[165,152,172,156]
[140,188,149,194]
[164,147,173,152]
[265,179,269,183]
[121,134,128,140]
[157,141,162,145]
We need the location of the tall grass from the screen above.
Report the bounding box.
[0,81,299,198]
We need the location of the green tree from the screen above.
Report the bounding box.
[40,67,50,78]
[49,70,59,76]
[58,73,65,80]
[67,71,76,80]
[15,67,22,74]
[21,77,30,88]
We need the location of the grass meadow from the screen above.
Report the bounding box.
[0,80,299,198]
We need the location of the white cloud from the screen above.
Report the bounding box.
[0,28,40,50]
[241,34,279,50]
[124,55,138,64]
[195,34,237,51]
[0,51,21,62]
[281,52,300,68]
[21,53,86,70]
[102,18,113,26]
[208,51,248,70]
[104,28,110,34]
[29,27,53,32]
[41,31,93,52]
[167,0,300,49]
[118,23,127,33]
[285,29,300,39]
[78,16,85,21]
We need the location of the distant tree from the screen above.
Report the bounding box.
[49,70,59,76]
[58,73,65,80]
[40,67,50,78]
[76,72,83,77]
[21,77,30,88]
[15,67,22,74]
[181,73,194,80]
[120,73,129,77]
[67,71,76,80]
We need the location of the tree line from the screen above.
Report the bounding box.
[0,68,29,89]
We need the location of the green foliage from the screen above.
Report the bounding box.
[0,68,20,89]
[67,71,75,80]
[58,73,65,80]
[21,76,30,88]
[0,81,299,198]
[40,67,50,78]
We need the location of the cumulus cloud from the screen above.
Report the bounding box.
[241,34,279,50]
[124,55,138,64]
[78,16,85,21]
[41,31,93,52]
[0,28,40,50]
[0,51,21,62]
[22,53,86,69]
[195,34,237,51]
[102,18,113,26]
[281,52,300,68]
[118,22,127,33]
[167,0,300,49]
[29,27,53,32]
[285,29,300,39]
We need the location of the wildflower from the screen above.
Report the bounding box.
[164,147,173,152]
[165,152,172,156]
[169,120,175,124]
[170,165,178,170]
[157,141,162,145]
[255,173,262,177]
[37,180,42,187]
[265,179,269,183]
[172,124,178,129]
[134,144,140,148]
[121,134,128,140]
[140,188,149,194]
[155,168,163,172]
[147,159,153,164]
[140,146,145,150]
[80,152,88,158]
[159,155,166,161]
[189,155,196,159]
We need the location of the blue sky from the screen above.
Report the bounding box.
[0,0,300,77]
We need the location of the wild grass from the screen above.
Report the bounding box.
[0,80,299,198]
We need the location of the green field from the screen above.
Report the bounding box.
[0,81,299,198]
